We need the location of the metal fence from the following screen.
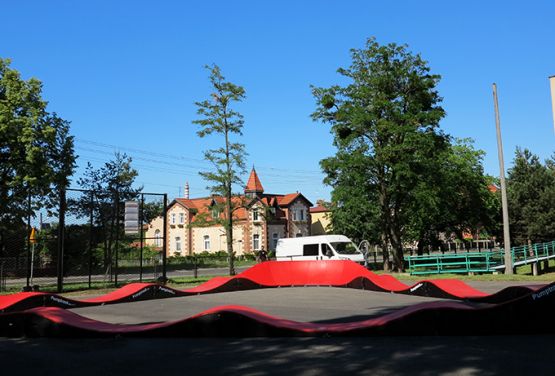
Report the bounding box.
[0,188,169,293]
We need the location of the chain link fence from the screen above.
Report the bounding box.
[0,188,169,293]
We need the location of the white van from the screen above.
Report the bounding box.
[275,235,365,264]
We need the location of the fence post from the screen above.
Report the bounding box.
[57,189,66,293]
[88,190,94,289]
[114,191,120,287]
[162,193,168,283]
[139,193,144,282]
[25,193,31,291]
[194,257,198,279]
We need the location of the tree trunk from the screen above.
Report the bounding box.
[381,232,390,272]
[226,191,235,276]
[417,235,425,256]
[385,218,404,272]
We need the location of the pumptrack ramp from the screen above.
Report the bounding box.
[1,282,555,337]
[0,261,544,313]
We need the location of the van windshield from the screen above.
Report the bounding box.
[330,242,360,255]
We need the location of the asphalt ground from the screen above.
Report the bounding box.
[2,281,555,375]
[69,287,452,324]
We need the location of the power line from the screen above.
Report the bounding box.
[75,137,324,176]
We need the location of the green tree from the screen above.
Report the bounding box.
[507,148,555,245]
[0,58,75,256]
[407,138,500,254]
[193,65,247,276]
[312,38,446,271]
[321,147,381,245]
[75,152,140,271]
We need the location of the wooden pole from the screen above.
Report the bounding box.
[549,76,555,133]
[492,83,513,274]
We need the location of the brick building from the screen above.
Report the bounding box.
[145,168,312,256]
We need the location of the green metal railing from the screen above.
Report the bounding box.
[407,240,555,275]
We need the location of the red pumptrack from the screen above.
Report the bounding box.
[0,261,545,314]
[2,281,555,337]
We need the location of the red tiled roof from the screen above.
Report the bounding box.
[277,193,300,206]
[174,196,248,222]
[310,205,329,214]
[488,184,499,193]
[245,168,264,193]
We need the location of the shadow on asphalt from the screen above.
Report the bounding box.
[1,335,554,375]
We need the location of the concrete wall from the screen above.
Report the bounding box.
[144,216,164,247]
[311,211,331,235]
[191,224,246,255]
[267,224,286,251]
[167,205,189,256]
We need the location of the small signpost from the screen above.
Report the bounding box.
[124,201,140,235]
[29,227,37,285]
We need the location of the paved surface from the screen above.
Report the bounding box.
[1,336,555,375]
[70,287,450,324]
[3,281,555,375]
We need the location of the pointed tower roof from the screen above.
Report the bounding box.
[245,167,264,194]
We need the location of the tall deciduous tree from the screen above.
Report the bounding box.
[407,138,500,253]
[507,148,555,245]
[0,58,75,256]
[312,38,447,271]
[193,65,247,276]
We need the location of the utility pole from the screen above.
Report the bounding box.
[550,76,555,133]
[492,83,513,274]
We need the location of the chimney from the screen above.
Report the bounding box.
[185,181,190,199]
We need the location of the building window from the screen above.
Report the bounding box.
[154,230,161,247]
[296,232,302,238]
[292,210,297,221]
[212,209,219,219]
[179,213,184,224]
[171,213,176,224]
[253,208,259,221]
[253,234,260,250]
[272,233,279,249]
[175,237,181,251]
[292,209,304,221]
[204,235,210,251]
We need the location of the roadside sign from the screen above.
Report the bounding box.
[125,201,140,234]
[30,227,37,244]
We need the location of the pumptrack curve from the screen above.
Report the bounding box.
[0,261,546,313]
[1,281,555,337]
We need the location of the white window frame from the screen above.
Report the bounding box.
[204,235,211,251]
[175,236,181,251]
[253,234,260,250]
[179,213,184,224]
[171,213,176,224]
[253,208,259,221]
[154,229,161,247]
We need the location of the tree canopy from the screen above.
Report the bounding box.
[312,38,499,271]
[0,58,75,255]
[312,38,447,271]
[193,64,247,275]
[507,148,555,244]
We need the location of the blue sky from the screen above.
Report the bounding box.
[2,1,554,203]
